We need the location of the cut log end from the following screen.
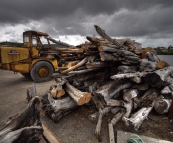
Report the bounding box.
[78,96,86,105]
[85,93,92,103]
[157,60,166,69]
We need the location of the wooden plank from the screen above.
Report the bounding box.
[108,123,115,143]
[117,130,172,143]
[42,122,62,143]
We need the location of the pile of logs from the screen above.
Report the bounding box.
[41,25,173,142]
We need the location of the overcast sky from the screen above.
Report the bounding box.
[0,0,173,48]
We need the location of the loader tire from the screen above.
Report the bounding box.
[20,73,31,78]
[30,61,53,83]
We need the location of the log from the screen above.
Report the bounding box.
[108,109,125,143]
[69,68,99,75]
[145,51,160,62]
[61,57,88,73]
[140,59,157,72]
[154,98,172,114]
[98,46,119,53]
[86,61,112,69]
[122,100,133,119]
[123,89,139,101]
[26,83,36,102]
[100,52,119,61]
[41,93,77,123]
[109,109,125,126]
[168,96,173,122]
[88,107,112,124]
[123,106,153,130]
[111,107,122,114]
[65,82,91,105]
[0,126,43,143]
[138,88,159,107]
[161,86,172,94]
[94,25,124,49]
[50,78,67,98]
[45,36,75,47]
[111,72,146,80]
[0,96,43,143]
[106,99,123,106]
[95,108,103,142]
[87,55,99,63]
[144,66,173,88]
[108,123,115,143]
[118,66,138,73]
[84,80,96,87]
[88,81,100,93]
[93,80,132,104]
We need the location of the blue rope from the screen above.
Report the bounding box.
[126,134,145,143]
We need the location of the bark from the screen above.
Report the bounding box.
[110,72,146,80]
[41,93,77,123]
[106,99,123,106]
[86,61,112,69]
[154,98,172,114]
[145,51,160,62]
[118,65,138,73]
[140,59,157,72]
[98,46,119,53]
[0,96,43,143]
[65,82,91,105]
[84,80,96,87]
[88,107,112,124]
[111,107,122,114]
[100,52,119,61]
[109,109,125,126]
[87,55,99,63]
[88,81,100,93]
[69,68,99,75]
[123,89,139,101]
[123,106,153,130]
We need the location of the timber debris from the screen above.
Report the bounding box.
[41,25,173,142]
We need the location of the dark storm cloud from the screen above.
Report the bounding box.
[0,0,173,42]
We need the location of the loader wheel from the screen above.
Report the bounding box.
[30,61,53,83]
[20,73,31,78]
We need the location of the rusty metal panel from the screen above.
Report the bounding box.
[51,59,58,70]
[31,47,39,58]
[12,63,30,73]
[1,63,11,70]
[1,47,29,63]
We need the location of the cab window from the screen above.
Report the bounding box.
[32,35,37,47]
[23,34,29,42]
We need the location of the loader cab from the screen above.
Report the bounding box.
[23,30,52,58]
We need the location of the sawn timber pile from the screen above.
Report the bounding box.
[41,25,173,142]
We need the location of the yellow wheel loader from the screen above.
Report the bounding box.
[0,30,60,82]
